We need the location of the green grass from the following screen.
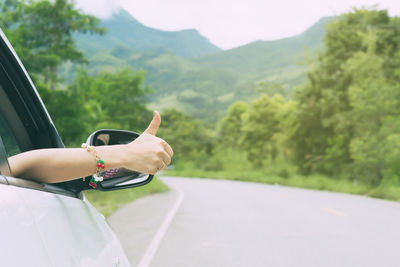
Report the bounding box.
[84,150,400,218]
[166,167,400,201]
[166,150,400,202]
[84,176,169,217]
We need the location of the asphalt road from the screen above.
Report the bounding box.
[108,176,400,267]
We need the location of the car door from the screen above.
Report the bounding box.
[0,176,129,267]
[0,29,130,266]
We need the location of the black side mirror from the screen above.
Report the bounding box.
[83,129,154,191]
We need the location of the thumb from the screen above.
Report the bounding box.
[144,110,161,135]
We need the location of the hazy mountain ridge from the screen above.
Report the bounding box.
[70,10,332,123]
[75,9,220,58]
[195,16,331,74]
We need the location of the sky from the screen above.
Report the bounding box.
[75,0,400,49]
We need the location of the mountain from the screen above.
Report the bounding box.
[196,16,330,74]
[68,13,332,123]
[75,9,220,58]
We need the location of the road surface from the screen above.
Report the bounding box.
[108,176,400,267]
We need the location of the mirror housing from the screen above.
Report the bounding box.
[83,129,154,191]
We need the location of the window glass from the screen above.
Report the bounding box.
[0,114,20,156]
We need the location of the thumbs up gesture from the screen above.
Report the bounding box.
[125,111,173,174]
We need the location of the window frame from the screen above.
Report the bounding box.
[0,29,84,198]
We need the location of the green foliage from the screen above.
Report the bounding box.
[218,101,248,148]
[290,8,400,185]
[1,0,105,88]
[3,0,400,204]
[1,0,151,146]
[37,82,88,146]
[168,8,400,202]
[157,109,212,163]
[240,95,287,167]
[75,9,220,59]
[60,13,331,123]
[345,51,400,185]
[0,0,23,30]
[1,1,170,216]
[39,68,152,147]
[167,147,400,202]
[70,68,151,133]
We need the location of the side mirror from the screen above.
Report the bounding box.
[83,129,154,191]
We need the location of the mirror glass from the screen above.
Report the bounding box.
[86,129,153,191]
[94,132,137,146]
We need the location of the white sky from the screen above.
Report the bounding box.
[75,0,400,49]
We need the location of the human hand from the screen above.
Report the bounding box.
[125,111,173,174]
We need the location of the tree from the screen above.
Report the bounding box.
[1,1,153,147]
[37,81,88,146]
[157,109,212,162]
[0,0,23,31]
[290,8,400,180]
[218,101,248,149]
[240,94,285,167]
[1,0,105,88]
[344,39,400,184]
[70,68,151,132]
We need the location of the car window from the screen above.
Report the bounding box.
[0,111,20,157]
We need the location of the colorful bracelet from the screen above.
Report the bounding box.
[82,143,106,189]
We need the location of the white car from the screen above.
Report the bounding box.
[0,29,151,266]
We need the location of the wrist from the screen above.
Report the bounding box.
[95,144,130,170]
[120,143,133,169]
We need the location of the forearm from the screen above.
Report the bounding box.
[7,112,173,184]
[8,145,128,183]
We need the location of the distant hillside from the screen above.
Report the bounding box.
[75,9,220,58]
[196,16,330,74]
[66,13,333,123]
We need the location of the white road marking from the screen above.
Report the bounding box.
[137,189,185,267]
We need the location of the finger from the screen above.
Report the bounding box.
[158,150,171,166]
[144,110,161,136]
[163,142,174,157]
[157,161,167,171]
[160,162,167,171]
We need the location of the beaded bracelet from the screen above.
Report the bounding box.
[82,143,105,189]
[101,168,119,179]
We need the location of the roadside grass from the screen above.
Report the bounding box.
[166,149,400,202]
[166,168,400,201]
[84,150,400,217]
[84,176,169,217]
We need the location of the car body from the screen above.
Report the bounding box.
[0,29,131,266]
